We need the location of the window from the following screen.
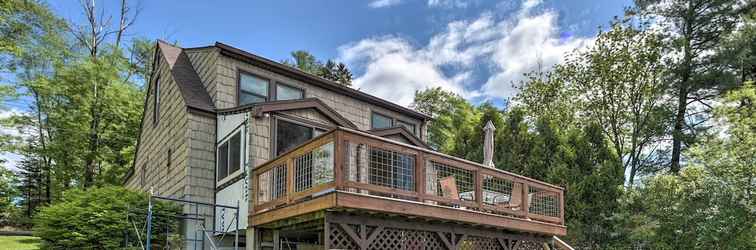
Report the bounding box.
[153,75,160,125]
[371,112,393,129]
[396,120,416,134]
[276,84,304,100]
[239,72,269,105]
[276,119,314,156]
[217,131,243,181]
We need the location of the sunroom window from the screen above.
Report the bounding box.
[217,131,242,181]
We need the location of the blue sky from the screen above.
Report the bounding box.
[2,0,632,170]
[49,0,632,107]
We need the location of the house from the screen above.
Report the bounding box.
[124,40,567,250]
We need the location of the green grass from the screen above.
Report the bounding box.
[0,235,41,250]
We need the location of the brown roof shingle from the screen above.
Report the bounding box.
[157,40,214,112]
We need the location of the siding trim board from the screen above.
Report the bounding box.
[216,98,358,129]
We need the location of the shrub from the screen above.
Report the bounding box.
[33,186,181,249]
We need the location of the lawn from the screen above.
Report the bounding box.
[0,235,41,250]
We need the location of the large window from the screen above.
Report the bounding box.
[276,84,304,100]
[239,72,269,105]
[371,112,393,129]
[276,119,325,156]
[217,131,242,181]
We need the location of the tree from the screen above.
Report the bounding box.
[635,0,742,172]
[614,82,756,249]
[561,20,670,185]
[411,87,480,153]
[282,51,353,86]
[34,186,181,249]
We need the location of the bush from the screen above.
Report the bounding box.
[33,186,181,249]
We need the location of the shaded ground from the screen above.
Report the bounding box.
[0,235,41,250]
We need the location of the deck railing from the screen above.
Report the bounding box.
[252,128,565,226]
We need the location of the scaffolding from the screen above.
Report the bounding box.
[141,193,241,250]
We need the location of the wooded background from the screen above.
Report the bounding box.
[0,0,754,249]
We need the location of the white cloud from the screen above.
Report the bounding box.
[340,0,594,105]
[369,0,402,8]
[428,0,471,8]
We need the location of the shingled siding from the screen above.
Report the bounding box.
[185,113,216,203]
[186,48,219,105]
[125,54,189,198]
[214,55,426,134]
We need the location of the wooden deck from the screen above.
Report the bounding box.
[249,128,566,237]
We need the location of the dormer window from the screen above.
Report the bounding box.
[276,83,304,101]
[371,112,393,129]
[239,71,269,105]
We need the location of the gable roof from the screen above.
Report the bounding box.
[216,98,358,129]
[368,126,430,149]
[157,40,215,112]
[211,42,432,121]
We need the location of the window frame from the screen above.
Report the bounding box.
[216,129,245,186]
[237,69,271,105]
[274,82,305,101]
[370,111,394,130]
[270,114,331,158]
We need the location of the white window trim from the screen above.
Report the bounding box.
[217,127,245,187]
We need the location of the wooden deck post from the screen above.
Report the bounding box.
[415,151,425,202]
[334,131,345,190]
[286,157,294,203]
[475,171,483,208]
[559,189,565,225]
[522,182,529,219]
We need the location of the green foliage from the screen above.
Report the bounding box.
[34,186,181,249]
[281,50,353,85]
[517,20,671,185]
[414,88,625,248]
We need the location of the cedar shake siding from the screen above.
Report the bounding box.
[125,41,216,208]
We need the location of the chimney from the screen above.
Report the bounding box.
[483,120,496,168]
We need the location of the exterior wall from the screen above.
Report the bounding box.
[185,113,216,204]
[125,51,218,247]
[125,54,189,198]
[214,54,425,135]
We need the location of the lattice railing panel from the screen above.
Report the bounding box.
[528,185,561,218]
[426,161,475,201]
[368,146,416,191]
[294,142,334,192]
[256,163,287,203]
[482,175,515,205]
